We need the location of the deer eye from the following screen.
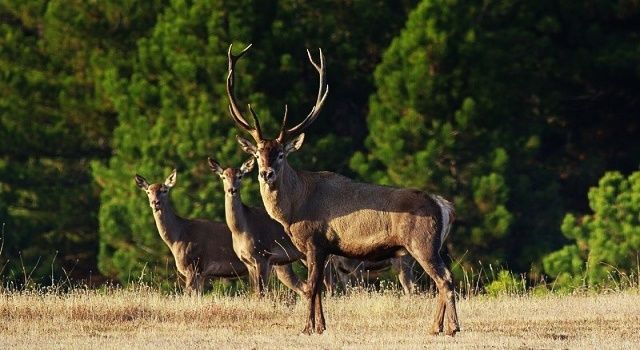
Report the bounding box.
[277,152,284,159]
[237,174,243,179]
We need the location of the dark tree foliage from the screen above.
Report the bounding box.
[0,0,164,282]
[355,0,640,273]
[544,171,640,288]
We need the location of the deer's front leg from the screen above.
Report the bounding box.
[256,260,271,297]
[184,272,196,296]
[314,281,326,334]
[302,247,327,335]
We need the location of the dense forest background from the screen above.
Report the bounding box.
[1,0,638,289]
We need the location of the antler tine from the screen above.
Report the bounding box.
[278,48,329,141]
[247,104,263,138]
[226,43,263,141]
[278,104,289,139]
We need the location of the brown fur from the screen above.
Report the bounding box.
[135,170,248,295]
[236,138,460,335]
[208,158,306,297]
[227,45,459,336]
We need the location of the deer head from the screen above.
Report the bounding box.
[207,157,255,197]
[226,44,328,186]
[135,169,177,212]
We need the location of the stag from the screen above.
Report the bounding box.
[225,44,459,336]
[135,170,248,294]
[207,156,306,297]
[324,255,416,295]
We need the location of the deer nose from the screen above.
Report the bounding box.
[227,188,238,195]
[260,169,275,181]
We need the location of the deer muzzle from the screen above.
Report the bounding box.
[260,168,276,184]
[151,200,161,212]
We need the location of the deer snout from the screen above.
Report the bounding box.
[227,187,238,196]
[151,200,161,211]
[260,168,275,182]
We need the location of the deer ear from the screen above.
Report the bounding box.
[135,174,149,190]
[285,133,305,155]
[236,135,257,155]
[207,157,224,176]
[240,157,255,174]
[164,169,177,188]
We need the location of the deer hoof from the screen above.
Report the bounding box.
[301,325,314,335]
[444,325,460,337]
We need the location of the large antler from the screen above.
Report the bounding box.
[277,48,329,142]
[227,43,263,141]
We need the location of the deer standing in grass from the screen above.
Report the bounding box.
[324,255,416,295]
[207,157,306,297]
[226,44,460,335]
[135,170,248,295]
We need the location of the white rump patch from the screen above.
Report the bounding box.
[431,194,454,248]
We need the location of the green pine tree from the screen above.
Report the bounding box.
[352,0,567,270]
[543,171,640,287]
[354,0,640,273]
[0,0,163,282]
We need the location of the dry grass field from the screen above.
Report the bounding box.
[1,287,639,349]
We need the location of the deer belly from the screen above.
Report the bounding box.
[327,228,402,260]
[202,260,247,277]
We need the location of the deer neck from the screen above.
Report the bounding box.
[224,193,248,234]
[152,201,182,246]
[259,161,305,229]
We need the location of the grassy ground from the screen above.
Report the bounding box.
[1,287,639,349]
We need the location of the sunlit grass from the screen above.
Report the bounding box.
[1,284,639,349]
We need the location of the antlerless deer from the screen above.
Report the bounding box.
[208,157,306,297]
[135,169,303,296]
[135,170,247,294]
[225,44,460,336]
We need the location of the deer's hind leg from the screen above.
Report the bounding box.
[408,247,459,336]
[183,271,203,296]
[255,259,272,297]
[183,273,194,295]
[274,264,306,297]
[392,256,416,295]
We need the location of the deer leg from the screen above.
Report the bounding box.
[314,253,328,333]
[255,260,271,297]
[190,273,202,297]
[314,282,326,333]
[247,266,259,296]
[411,252,459,336]
[338,266,352,293]
[184,272,195,295]
[255,261,271,298]
[274,264,306,297]
[302,248,327,335]
[311,255,327,334]
[323,258,336,296]
[393,256,416,295]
